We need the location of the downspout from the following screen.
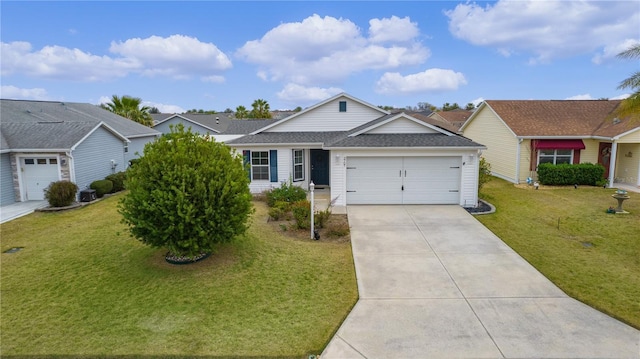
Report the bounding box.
[515,138,523,184]
[608,141,617,188]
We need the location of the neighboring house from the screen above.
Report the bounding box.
[226,93,486,208]
[151,113,277,142]
[410,112,460,134]
[429,109,474,131]
[460,100,640,188]
[0,99,160,205]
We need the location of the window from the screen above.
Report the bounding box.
[251,151,269,181]
[49,158,57,165]
[37,158,47,165]
[124,143,129,153]
[339,101,347,112]
[538,149,573,165]
[293,149,304,181]
[24,159,34,165]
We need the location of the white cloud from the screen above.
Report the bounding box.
[368,16,419,43]
[1,41,137,81]
[276,83,343,104]
[565,94,594,100]
[109,35,232,79]
[142,101,186,114]
[1,35,232,82]
[375,68,467,94]
[592,39,640,64]
[445,0,640,64]
[202,75,225,83]
[236,14,429,85]
[470,97,485,107]
[611,93,631,100]
[0,85,50,100]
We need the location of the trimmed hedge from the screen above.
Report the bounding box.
[537,163,605,186]
[105,172,126,193]
[90,179,113,198]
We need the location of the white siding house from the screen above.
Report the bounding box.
[228,93,486,209]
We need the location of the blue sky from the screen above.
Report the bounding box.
[1,1,639,113]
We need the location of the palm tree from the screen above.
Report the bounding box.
[615,44,640,122]
[250,99,272,119]
[101,95,153,127]
[235,105,249,119]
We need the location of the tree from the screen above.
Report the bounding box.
[235,105,249,119]
[442,102,460,111]
[101,95,153,127]
[250,98,272,118]
[149,107,160,114]
[293,106,303,112]
[614,43,640,122]
[417,102,437,112]
[465,103,476,110]
[119,124,253,260]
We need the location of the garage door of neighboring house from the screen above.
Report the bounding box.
[346,157,461,205]
[21,157,60,200]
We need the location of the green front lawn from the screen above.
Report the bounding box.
[0,194,358,357]
[477,178,640,329]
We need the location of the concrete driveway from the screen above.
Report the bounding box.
[322,205,640,358]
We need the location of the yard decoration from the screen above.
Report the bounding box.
[119,124,253,263]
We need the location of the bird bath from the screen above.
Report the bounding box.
[611,190,630,214]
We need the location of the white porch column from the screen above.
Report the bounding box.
[608,141,618,188]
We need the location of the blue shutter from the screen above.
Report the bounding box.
[269,150,278,183]
[243,150,251,181]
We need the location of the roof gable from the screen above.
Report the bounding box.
[253,93,389,134]
[349,113,449,137]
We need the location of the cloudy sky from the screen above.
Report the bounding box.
[1,1,638,113]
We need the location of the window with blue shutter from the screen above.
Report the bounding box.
[269,150,278,182]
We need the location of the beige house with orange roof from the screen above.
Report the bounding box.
[460,100,640,188]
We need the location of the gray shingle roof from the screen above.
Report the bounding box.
[1,99,160,151]
[326,133,484,148]
[227,131,345,145]
[152,113,277,135]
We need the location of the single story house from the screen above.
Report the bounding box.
[226,93,486,208]
[151,113,278,142]
[0,99,160,205]
[460,100,640,188]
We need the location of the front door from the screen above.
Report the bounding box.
[598,142,612,179]
[310,149,330,187]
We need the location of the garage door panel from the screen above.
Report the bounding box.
[346,156,461,205]
[22,158,59,201]
[347,157,402,204]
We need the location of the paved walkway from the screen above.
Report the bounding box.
[0,200,47,224]
[322,205,640,358]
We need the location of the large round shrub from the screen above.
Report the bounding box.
[90,179,113,198]
[44,180,78,207]
[119,124,253,258]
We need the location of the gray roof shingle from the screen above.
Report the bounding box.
[326,133,484,148]
[1,99,160,151]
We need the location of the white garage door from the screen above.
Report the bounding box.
[346,156,461,205]
[22,157,60,200]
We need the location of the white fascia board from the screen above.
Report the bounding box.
[250,92,390,135]
[126,132,161,139]
[227,142,326,148]
[324,145,487,151]
[155,114,220,133]
[613,126,640,140]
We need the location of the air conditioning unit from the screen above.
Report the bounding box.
[80,189,97,202]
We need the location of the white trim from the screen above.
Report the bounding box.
[608,142,618,188]
[250,93,389,135]
[325,145,486,151]
[613,126,640,140]
[16,153,62,201]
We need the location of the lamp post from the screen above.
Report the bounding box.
[310,181,315,239]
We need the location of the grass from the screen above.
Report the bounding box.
[0,194,358,357]
[477,178,640,329]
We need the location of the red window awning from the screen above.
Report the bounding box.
[534,139,585,150]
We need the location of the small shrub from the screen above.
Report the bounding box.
[291,200,311,229]
[266,181,307,207]
[90,179,113,198]
[478,157,492,192]
[326,221,350,238]
[44,181,78,207]
[106,172,126,193]
[128,158,140,167]
[268,207,285,221]
[314,207,332,229]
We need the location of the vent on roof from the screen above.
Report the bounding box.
[613,117,621,124]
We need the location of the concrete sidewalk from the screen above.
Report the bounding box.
[322,205,640,358]
[0,200,47,224]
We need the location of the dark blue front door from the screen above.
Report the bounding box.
[310,149,330,186]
